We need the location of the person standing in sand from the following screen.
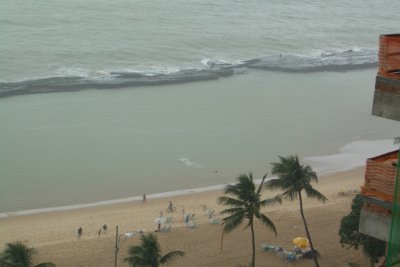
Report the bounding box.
[77,227,83,238]
[167,201,173,212]
[142,193,146,203]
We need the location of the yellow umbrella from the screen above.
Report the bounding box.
[292,237,309,249]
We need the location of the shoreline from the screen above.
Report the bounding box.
[0,162,368,218]
[0,183,227,219]
[2,136,397,217]
[0,166,371,266]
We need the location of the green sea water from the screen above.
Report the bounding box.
[1,69,400,213]
[1,0,400,213]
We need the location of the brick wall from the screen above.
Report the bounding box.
[361,157,398,203]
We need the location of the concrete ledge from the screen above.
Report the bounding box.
[359,209,391,241]
[372,90,400,122]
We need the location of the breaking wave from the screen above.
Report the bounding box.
[0,48,378,98]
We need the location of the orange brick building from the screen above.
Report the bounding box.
[360,33,400,266]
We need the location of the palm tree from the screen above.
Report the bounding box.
[394,137,400,145]
[0,241,55,267]
[218,173,281,267]
[267,155,327,267]
[124,233,184,267]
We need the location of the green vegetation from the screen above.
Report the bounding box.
[124,233,184,267]
[394,137,400,145]
[267,155,327,267]
[0,241,55,267]
[218,173,281,267]
[338,194,385,267]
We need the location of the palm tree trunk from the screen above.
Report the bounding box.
[115,226,119,267]
[298,191,320,267]
[250,221,255,267]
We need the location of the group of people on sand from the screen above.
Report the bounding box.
[76,196,206,238]
[77,224,108,238]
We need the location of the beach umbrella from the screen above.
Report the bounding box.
[293,237,309,249]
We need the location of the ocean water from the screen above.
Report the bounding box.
[1,0,400,214]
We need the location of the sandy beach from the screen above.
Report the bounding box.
[0,167,371,267]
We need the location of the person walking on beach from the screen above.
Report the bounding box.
[77,227,83,238]
[142,193,146,203]
[102,224,108,233]
[167,201,174,212]
[97,228,102,237]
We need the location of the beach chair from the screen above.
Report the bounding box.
[165,216,173,223]
[207,209,215,219]
[160,224,171,232]
[261,244,282,252]
[125,231,136,238]
[209,218,220,225]
[185,222,197,228]
[261,243,273,251]
[124,229,144,237]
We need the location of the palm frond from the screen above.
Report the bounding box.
[270,155,321,199]
[256,174,267,194]
[220,207,246,215]
[242,219,253,231]
[124,246,146,266]
[0,259,13,267]
[259,213,278,236]
[159,251,185,264]
[218,196,245,207]
[124,254,145,267]
[127,245,146,256]
[35,263,57,267]
[304,184,328,203]
[125,233,184,266]
[394,137,400,145]
[265,178,287,190]
[218,172,281,267]
[125,233,161,267]
[239,172,254,186]
[1,241,37,267]
[221,211,245,233]
[260,195,282,207]
[281,188,298,201]
[238,173,257,192]
[223,183,242,197]
[302,164,318,183]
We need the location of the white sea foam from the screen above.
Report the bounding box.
[305,139,399,174]
[54,67,90,78]
[179,158,204,168]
